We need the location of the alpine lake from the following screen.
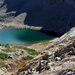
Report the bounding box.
[0,28,55,44]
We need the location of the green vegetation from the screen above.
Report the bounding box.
[0,62,9,68]
[2,44,15,53]
[0,44,10,47]
[21,51,24,54]
[0,53,8,60]
[0,44,4,46]
[0,62,4,67]
[26,48,40,55]
[2,48,15,53]
[0,44,1,46]
[4,44,10,48]
[14,46,40,55]
[0,62,8,68]
[22,56,33,60]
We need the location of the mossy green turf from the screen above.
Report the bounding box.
[0,53,8,60]
[2,44,15,53]
[2,49,15,53]
[0,62,4,67]
[14,46,40,55]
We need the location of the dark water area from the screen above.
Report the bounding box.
[0,28,55,44]
[40,30,63,37]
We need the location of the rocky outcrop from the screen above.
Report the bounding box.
[16,39,75,75]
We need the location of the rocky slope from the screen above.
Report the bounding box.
[0,0,75,33]
[0,44,41,75]
[14,26,75,75]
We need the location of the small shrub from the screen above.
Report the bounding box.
[0,53,8,60]
[21,51,24,54]
[5,44,10,48]
[0,44,4,46]
[0,44,1,46]
[22,56,33,60]
[0,62,4,67]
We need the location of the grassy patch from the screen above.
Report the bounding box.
[26,49,40,55]
[4,44,10,48]
[0,53,8,60]
[2,49,15,53]
[0,62,8,68]
[22,56,33,60]
[0,62,4,67]
[14,46,40,55]
[2,44,15,53]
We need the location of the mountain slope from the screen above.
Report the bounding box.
[0,0,74,33]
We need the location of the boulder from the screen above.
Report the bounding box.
[1,67,7,73]
[8,55,14,60]
[32,71,39,75]
[47,62,55,67]
[66,71,74,75]
[55,57,61,61]
[45,52,52,56]
[32,68,36,72]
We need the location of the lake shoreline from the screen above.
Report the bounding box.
[0,24,64,37]
[0,25,63,37]
[0,24,42,30]
[0,26,61,45]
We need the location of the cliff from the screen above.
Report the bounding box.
[0,0,75,33]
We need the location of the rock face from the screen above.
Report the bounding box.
[0,0,75,33]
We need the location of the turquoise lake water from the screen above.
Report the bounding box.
[0,28,55,44]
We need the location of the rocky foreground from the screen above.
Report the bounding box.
[10,26,75,75]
